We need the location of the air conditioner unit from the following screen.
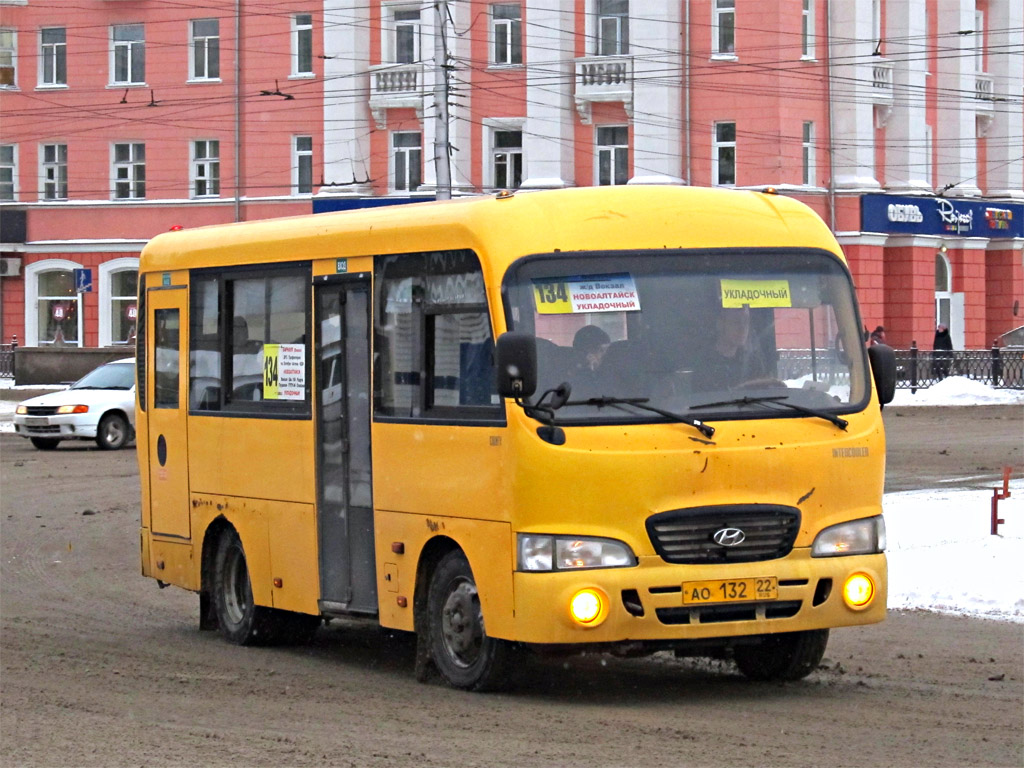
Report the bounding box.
[0,257,22,277]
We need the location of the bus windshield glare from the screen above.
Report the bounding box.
[504,248,870,423]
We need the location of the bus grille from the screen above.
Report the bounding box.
[656,600,802,625]
[646,505,801,564]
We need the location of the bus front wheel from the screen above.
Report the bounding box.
[733,629,829,681]
[211,529,319,646]
[426,550,515,692]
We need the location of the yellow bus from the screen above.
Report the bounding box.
[137,185,896,691]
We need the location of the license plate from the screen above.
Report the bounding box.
[24,417,50,426]
[682,577,778,605]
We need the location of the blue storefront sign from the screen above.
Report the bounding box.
[861,194,1023,239]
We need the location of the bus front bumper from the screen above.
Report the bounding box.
[507,550,886,646]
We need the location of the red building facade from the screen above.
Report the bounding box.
[2,0,1021,353]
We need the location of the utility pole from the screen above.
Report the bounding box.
[433,1,452,200]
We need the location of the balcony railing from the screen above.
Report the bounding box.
[574,55,633,124]
[974,72,995,112]
[368,62,424,129]
[868,58,894,104]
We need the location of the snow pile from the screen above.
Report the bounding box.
[890,375,1024,406]
[884,482,1023,622]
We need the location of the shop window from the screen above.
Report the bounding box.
[25,260,83,346]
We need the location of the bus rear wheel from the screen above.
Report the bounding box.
[211,529,319,646]
[733,629,829,681]
[426,550,514,692]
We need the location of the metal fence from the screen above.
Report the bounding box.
[0,340,15,379]
[778,345,1023,391]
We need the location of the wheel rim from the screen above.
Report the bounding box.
[440,578,483,669]
[222,544,252,627]
[103,418,126,447]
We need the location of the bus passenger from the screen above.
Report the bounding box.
[692,307,751,392]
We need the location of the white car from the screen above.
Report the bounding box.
[13,358,136,451]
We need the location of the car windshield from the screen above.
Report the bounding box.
[71,362,135,391]
[503,249,870,424]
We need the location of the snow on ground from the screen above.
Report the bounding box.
[0,376,1021,621]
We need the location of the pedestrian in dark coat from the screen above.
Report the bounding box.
[933,324,954,379]
[869,326,886,346]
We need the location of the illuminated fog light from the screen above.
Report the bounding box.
[569,588,608,627]
[843,573,875,609]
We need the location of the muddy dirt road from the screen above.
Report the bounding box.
[1,406,1022,767]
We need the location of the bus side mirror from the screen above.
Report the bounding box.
[495,332,537,398]
[868,343,896,405]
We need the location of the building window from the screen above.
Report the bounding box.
[973,10,984,72]
[712,0,735,56]
[41,143,67,200]
[192,140,220,197]
[292,14,313,75]
[0,28,15,88]
[190,19,220,80]
[802,122,815,186]
[492,129,523,189]
[294,135,313,194]
[36,268,81,346]
[596,0,628,55]
[801,0,815,59]
[713,122,736,186]
[101,259,139,346]
[390,7,421,64]
[113,142,145,199]
[112,24,145,85]
[871,0,881,54]
[596,125,628,186]
[491,4,522,65]
[40,27,66,86]
[392,131,422,192]
[0,143,15,200]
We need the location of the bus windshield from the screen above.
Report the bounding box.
[503,248,871,423]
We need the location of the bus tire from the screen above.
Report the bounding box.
[211,529,318,646]
[426,550,514,692]
[733,629,829,682]
[30,437,61,450]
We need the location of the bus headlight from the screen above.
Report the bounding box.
[811,516,886,557]
[517,535,637,571]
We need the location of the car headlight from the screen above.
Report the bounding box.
[16,405,27,415]
[518,534,637,571]
[57,405,89,415]
[811,516,886,557]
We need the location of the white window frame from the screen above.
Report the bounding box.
[24,258,84,347]
[293,135,313,194]
[189,18,220,81]
[973,10,984,72]
[802,121,815,186]
[485,119,525,190]
[99,257,140,347]
[39,26,66,87]
[595,125,628,186]
[0,27,16,89]
[112,142,145,200]
[291,13,313,76]
[596,0,629,56]
[40,142,67,201]
[490,3,522,66]
[1,143,16,200]
[871,0,881,54]
[111,23,145,86]
[712,0,735,58]
[801,0,815,60]
[712,121,736,187]
[391,131,422,193]
[191,139,220,198]
[383,3,422,64]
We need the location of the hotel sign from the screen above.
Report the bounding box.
[861,194,1023,238]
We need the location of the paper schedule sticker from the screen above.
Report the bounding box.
[720,279,792,308]
[533,273,641,315]
[263,344,306,400]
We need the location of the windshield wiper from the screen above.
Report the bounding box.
[690,395,848,431]
[566,396,715,439]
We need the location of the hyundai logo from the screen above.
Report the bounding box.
[712,527,746,547]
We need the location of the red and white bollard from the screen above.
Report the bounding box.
[991,466,1012,536]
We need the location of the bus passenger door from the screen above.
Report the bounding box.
[315,277,376,614]
[147,286,190,540]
